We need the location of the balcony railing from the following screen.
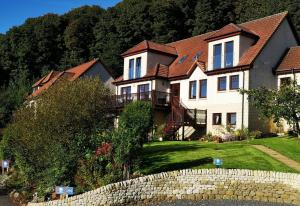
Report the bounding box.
[111,91,171,109]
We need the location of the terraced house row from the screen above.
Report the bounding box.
[112,12,300,139]
[31,12,300,140]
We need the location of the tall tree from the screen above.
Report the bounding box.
[193,0,216,35]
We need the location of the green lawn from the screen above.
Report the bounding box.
[249,136,300,163]
[141,140,297,175]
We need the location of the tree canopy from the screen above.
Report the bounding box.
[242,82,300,137]
[0,78,113,194]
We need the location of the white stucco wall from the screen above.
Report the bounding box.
[240,36,256,59]
[170,67,249,135]
[117,80,152,95]
[83,62,115,92]
[147,52,175,69]
[248,19,298,132]
[155,79,170,93]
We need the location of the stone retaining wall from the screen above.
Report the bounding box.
[28,169,300,206]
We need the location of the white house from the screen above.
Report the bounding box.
[112,12,299,139]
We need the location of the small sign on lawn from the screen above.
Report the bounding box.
[213,158,223,168]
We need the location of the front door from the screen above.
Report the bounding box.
[171,83,180,105]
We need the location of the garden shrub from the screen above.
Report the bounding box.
[0,78,113,196]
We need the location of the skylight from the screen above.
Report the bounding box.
[178,55,188,64]
[192,51,203,61]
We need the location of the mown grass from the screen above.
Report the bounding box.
[249,136,300,163]
[141,139,297,174]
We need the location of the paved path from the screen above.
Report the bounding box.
[0,195,16,206]
[253,145,300,172]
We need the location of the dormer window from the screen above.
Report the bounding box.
[225,41,234,67]
[213,44,222,69]
[213,41,234,70]
[128,57,142,80]
[129,59,134,79]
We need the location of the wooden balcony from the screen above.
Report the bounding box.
[110,91,171,110]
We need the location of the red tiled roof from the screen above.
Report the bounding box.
[30,59,102,98]
[114,12,292,83]
[121,40,177,57]
[204,23,258,42]
[167,11,288,79]
[30,72,65,98]
[277,46,300,73]
[145,64,169,78]
[66,59,99,81]
[32,71,62,88]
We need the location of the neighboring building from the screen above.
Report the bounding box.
[30,58,115,98]
[112,12,300,139]
[276,46,300,132]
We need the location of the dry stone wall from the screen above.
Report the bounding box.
[28,169,300,206]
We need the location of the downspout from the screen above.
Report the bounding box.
[241,69,245,129]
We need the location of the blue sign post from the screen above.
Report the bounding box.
[213,158,223,168]
[55,186,75,197]
[1,160,9,174]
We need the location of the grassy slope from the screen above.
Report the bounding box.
[249,136,300,163]
[141,140,297,175]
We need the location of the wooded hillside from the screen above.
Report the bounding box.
[0,0,300,128]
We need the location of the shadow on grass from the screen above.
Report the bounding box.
[142,156,213,174]
[143,142,207,154]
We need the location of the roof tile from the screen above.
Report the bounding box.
[277,46,300,73]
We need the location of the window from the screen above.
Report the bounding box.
[280,77,291,87]
[121,86,131,101]
[121,86,131,95]
[189,81,197,99]
[225,41,234,67]
[227,113,237,125]
[213,44,222,69]
[213,113,222,125]
[199,79,207,98]
[218,76,227,91]
[192,51,203,61]
[129,59,134,79]
[138,84,150,100]
[230,75,239,90]
[178,55,188,64]
[135,57,141,78]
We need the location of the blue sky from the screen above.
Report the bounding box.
[0,0,121,34]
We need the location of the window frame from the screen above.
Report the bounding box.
[121,86,131,95]
[229,75,239,90]
[224,41,234,68]
[135,57,141,78]
[280,77,291,87]
[213,43,222,69]
[128,58,135,80]
[189,80,197,99]
[212,113,222,125]
[138,83,150,100]
[199,79,207,98]
[218,76,227,91]
[227,113,237,125]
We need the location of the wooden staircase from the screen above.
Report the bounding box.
[163,98,199,139]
